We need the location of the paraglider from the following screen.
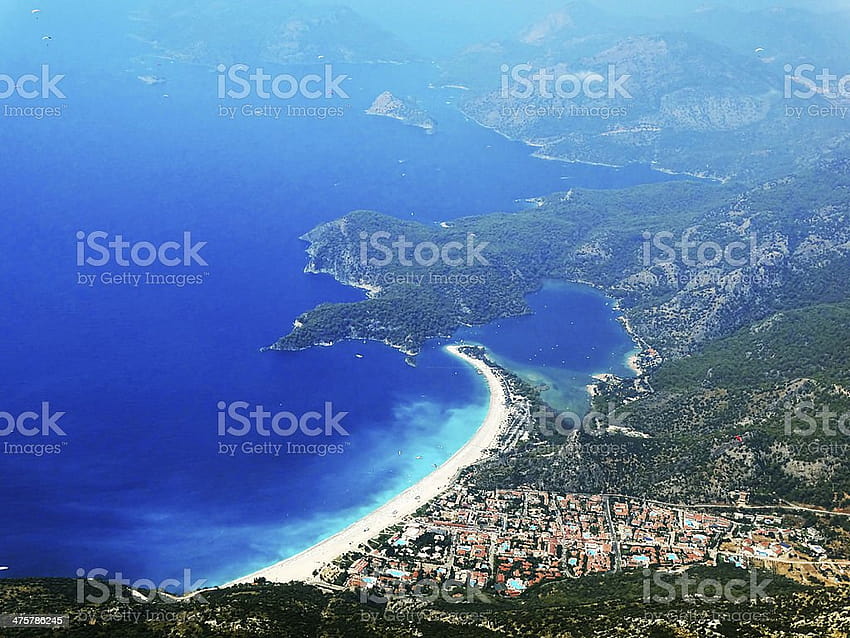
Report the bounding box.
[753,47,772,63]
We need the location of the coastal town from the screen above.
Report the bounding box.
[323,486,850,599]
[236,345,850,599]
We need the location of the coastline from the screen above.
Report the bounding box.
[458,109,725,180]
[225,344,508,586]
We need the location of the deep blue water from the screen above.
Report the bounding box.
[456,281,638,411]
[0,4,682,589]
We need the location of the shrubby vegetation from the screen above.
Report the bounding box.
[0,569,843,638]
[274,161,850,361]
[471,300,850,509]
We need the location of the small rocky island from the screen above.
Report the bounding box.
[366,91,436,133]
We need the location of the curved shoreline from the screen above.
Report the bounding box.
[225,344,507,586]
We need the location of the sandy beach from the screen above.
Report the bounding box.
[226,345,508,586]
